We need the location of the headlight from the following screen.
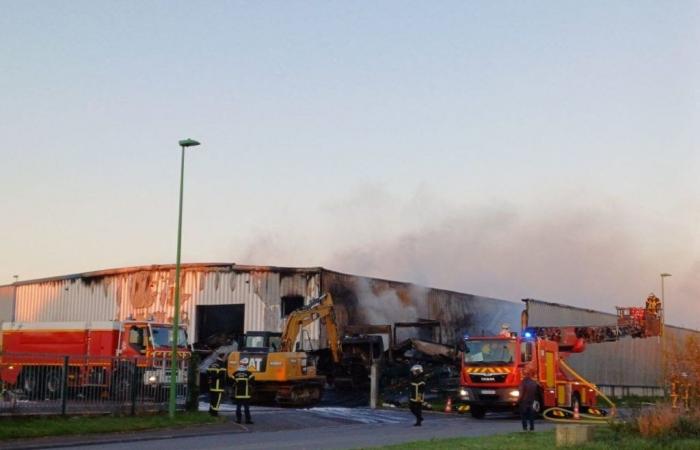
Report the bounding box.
[509,390,520,398]
[148,375,157,383]
[459,388,470,399]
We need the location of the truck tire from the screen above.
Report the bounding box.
[470,405,486,419]
[20,367,42,400]
[45,368,62,400]
[110,368,134,401]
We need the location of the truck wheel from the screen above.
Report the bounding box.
[111,369,133,401]
[45,369,62,400]
[20,368,41,400]
[470,405,486,419]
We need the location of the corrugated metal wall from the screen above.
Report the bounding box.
[321,270,522,344]
[0,285,14,323]
[525,299,700,389]
[9,265,323,345]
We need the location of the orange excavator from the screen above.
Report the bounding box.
[226,293,341,406]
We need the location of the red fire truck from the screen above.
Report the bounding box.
[459,295,662,419]
[0,320,191,399]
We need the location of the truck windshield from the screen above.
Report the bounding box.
[463,340,515,364]
[150,326,188,348]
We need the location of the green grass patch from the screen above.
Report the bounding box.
[0,412,224,441]
[365,428,700,449]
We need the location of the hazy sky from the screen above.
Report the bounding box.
[2,2,699,328]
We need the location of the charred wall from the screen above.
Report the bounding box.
[321,270,521,345]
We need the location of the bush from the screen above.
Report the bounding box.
[674,411,700,438]
[636,405,680,438]
[633,405,700,439]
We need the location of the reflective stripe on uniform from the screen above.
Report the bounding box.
[410,381,425,402]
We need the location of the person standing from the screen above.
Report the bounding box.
[518,369,539,431]
[408,364,425,426]
[233,357,255,424]
[206,352,227,416]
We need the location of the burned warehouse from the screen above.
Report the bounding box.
[0,263,697,395]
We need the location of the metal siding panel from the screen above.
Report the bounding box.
[0,286,15,322]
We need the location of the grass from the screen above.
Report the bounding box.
[366,428,700,450]
[0,412,225,441]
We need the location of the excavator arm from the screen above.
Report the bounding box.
[280,293,342,363]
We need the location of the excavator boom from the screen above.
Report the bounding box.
[280,293,342,363]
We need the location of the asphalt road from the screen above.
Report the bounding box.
[6,405,552,450]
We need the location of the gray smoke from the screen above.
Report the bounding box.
[231,186,699,330]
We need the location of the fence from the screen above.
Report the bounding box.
[0,352,189,416]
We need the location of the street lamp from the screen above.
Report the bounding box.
[660,273,672,337]
[169,138,201,418]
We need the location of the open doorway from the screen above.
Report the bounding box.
[195,304,245,350]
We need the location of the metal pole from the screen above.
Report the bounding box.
[169,145,186,418]
[661,275,665,337]
[61,356,69,416]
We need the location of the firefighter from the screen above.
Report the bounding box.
[518,369,538,431]
[498,323,511,337]
[409,364,425,426]
[206,352,227,416]
[233,357,255,424]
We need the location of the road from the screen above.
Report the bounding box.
[4,405,553,450]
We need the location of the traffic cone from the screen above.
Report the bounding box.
[445,396,453,413]
[573,402,580,420]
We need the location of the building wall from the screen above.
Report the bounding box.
[0,285,14,323]
[9,265,323,345]
[525,299,699,389]
[321,270,522,344]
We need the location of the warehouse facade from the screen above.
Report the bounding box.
[2,264,697,395]
[0,263,521,350]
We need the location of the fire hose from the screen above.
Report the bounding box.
[541,359,617,424]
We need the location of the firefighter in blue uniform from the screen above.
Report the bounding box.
[409,364,425,426]
[206,352,227,416]
[233,357,255,424]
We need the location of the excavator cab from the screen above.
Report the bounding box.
[241,332,282,353]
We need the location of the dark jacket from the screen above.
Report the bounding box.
[409,374,425,403]
[518,377,538,409]
[233,368,255,399]
[206,359,227,392]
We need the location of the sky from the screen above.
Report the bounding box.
[1,1,699,328]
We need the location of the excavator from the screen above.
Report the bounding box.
[226,293,342,406]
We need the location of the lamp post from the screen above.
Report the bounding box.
[660,273,672,337]
[169,138,201,418]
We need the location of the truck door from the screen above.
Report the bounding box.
[125,324,147,355]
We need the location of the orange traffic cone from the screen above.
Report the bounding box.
[573,402,580,420]
[445,396,453,413]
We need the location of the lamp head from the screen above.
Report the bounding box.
[178,138,201,148]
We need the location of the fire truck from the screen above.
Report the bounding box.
[0,319,191,399]
[459,295,662,419]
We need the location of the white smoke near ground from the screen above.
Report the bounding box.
[352,278,425,325]
[229,185,700,330]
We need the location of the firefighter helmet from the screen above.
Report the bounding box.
[410,364,423,376]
